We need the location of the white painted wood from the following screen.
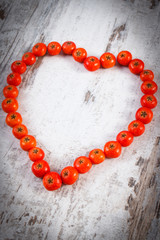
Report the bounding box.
[0,0,159,239]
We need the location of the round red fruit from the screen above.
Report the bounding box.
[3,85,18,98]
[12,124,28,139]
[47,41,61,55]
[32,160,50,178]
[84,56,100,71]
[20,135,36,151]
[22,52,36,65]
[74,156,92,174]
[100,52,116,68]
[2,98,18,113]
[116,131,134,147]
[43,172,62,191]
[128,120,145,136]
[61,166,78,185]
[129,59,144,74]
[32,43,47,56]
[140,70,154,81]
[140,94,157,109]
[136,107,153,124]
[7,72,21,86]
[141,80,158,94]
[89,149,105,164]
[6,112,22,128]
[62,41,76,55]
[72,48,87,63]
[104,141,122,158]
[29,147,45,162]
[11,60,27,74]
[117,51,132,66]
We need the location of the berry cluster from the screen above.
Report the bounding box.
[1,41,158,191]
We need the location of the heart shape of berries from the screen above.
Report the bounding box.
[2,41,158,191]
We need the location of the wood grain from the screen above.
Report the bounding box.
[0,0,160,239]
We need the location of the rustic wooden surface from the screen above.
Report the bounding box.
[0,0,160,239]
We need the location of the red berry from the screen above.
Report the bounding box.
[62,41,76,55]
[136,107,153,124]
[43,172,62,191]
[129,59,144,74]
[116,131,134,147]
[29,147,45,162]
[74,156,92,174]
[32,160,50,178]
[72,48,87,63]
[100,52,116,68]
[47,42,61,55]
[140,70,154,81]
[140,94,157,109]
[6,112,22,128]
[22,52,36,65]
[104,141,122,158]
[7,72,22,86]
[117,51,132,66]
[20,135,36,151]
[3,85,19,98]
[2,98,18,113]
[128,120,145,136]
[32,43,47,56]
[11,60,27,74]
[61,166,78,185]
[141,80,158,94]
[84,56,100,71]
[12,124,28,139]
[89,149,105,164]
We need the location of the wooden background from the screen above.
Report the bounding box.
[0,0,160,239]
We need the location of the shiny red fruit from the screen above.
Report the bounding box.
[2,98,18,113]
[89,149,105,164]
[129,59,144,74]
[74,156,92,174]
[12,124,28,139]
[7,72,22,86]
[22,52,36,65]
[104,141,122,158]
[116,131,134,147]
[72,48,87,63]
[100,52,116,68]
[117,51,132,66]
[140,70,154,81]
[20,135,36,151]
[141,80,158,94]
[47,41,61,55]
[32,43,47,56]
[128,120,145,137]
[136,107,153,124]
[3,85,19,98]
[62,41,76,55]
[84,56,100,71]
[32,160,50,178]
[61,166,78,185]
[140,94,157,109]
[29,147,45,162]
[11,60,27,74]
[6,112,22,128]
[43,172,62,191]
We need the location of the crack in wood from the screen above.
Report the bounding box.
[128,177,136,187]
[0,5,5,20]
[84,90,95,103]
[150,0,156,9]
[105,24,126,52]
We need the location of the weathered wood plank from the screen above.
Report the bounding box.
[0,0,160,239]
